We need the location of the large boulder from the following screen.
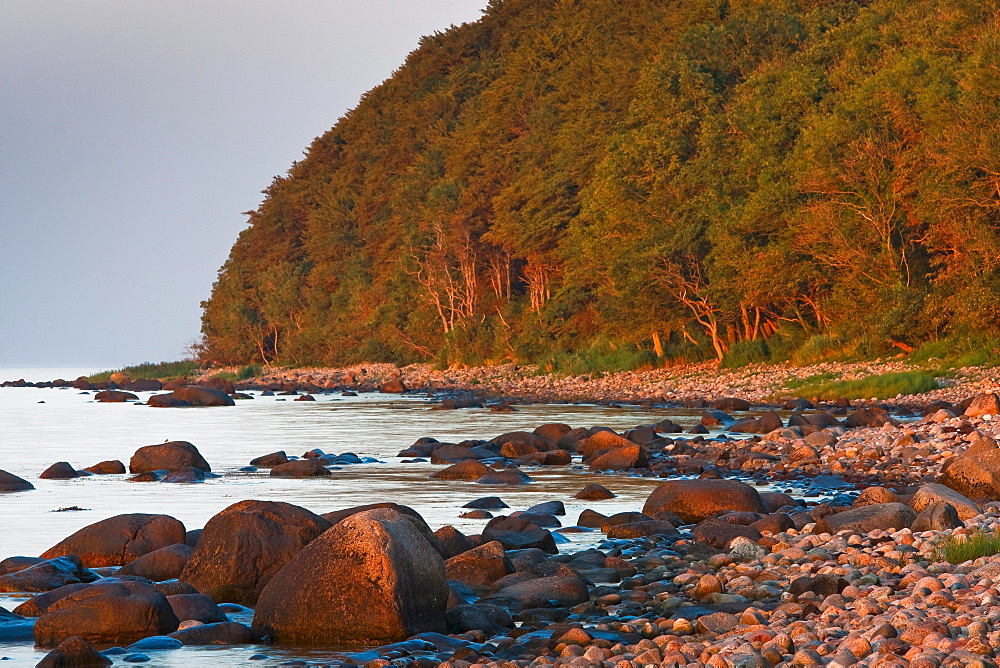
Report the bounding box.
[167,593,228,624]
[40,462,82,479]
[430,459,490,481]
[0,556,98,592]
[94,390,138,402]
[84,460,126,475]
[965,394,1000,418]
[269,459,331,478]
[482,516,557,554]
[117,544,193,582]
[34,580,180,647]
[484,575,589,612]
[129,441,211,474]
[179,500,331,605]
[816,503,916,534]
[35,636,112,668]
[642,479,766,524]
[252,508,448,645]
[0,470,33,492]
[147,394,191,408]
[588,444,649,471]
[444,541,513,591]
[939,439,1000,499]
[42,514,186,567]
[910,483,981,521]
[171,386,235,407]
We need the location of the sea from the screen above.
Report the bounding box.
[0,366,770,665]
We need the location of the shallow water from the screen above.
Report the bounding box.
[1,366,768,664]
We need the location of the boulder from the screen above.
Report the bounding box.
[130,441,210,474]
[171,386,235,407]
[198,377,235,395]
[166,593,228,624]
[484,575,589,612]
[0,470,34,492]
[431,460,490,481]
[42,514,186,567]
[965,393,1000,418]
[910,483,981,521]
[574,483,615,500]
[434,526,473,559]
[269,459,331,478]
[0,556,45,575]
[713,397,751,412]
[249,451,288,468]
[853,486,899,507]
[939,444,1000,499]
[444,541,513,590]
[322,502,427,528]
[533,423,572,443]
[0,556,98,593]
[844,407,899,428]
[13,583,92,617]
[252,508,448,645]
[179,500,331,604]
[463,497,509,510]
[35,636,112,667]
[168,621,257,645]
[475,469,532,485]
[379,379,407,393]
[147,394,191,408]
[39,462,81,479]
[445,603,513,636]
[817,503,916,533]
[84,460,126,475]
[692,519,762,549]
[34,580,180,647]
[911,502,963,532]
[94,390,138,402]
[588,444,649,471]
[482,517,557,554]
[642,479,766,524]
[606,520,678,539]
[126,378,162,392]
[117,544,193,582]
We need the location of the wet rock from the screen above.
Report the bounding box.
[431,459,490,481]
[94,390,139,403]
[168,621,257,645]
[129,441,211,474]
[445,603,513,636]
[0,556,98,593]
[180,500,331,605]
[759,491,797,513]
[911,482,982,520]
[533,423,572,443]
[643,479,766,524]
[854,486,899,507]
[170,386,235,407]
[268,459,331,478]
[0,470,34,492]
[588,444,649,471]
[713,398,751,412]
[431,444,496,463]
[693,519,762,549]
[252,508,448,645]
[40,462,82,479]
[249,452,288,468]
[146,394,191,408]
[166,594,228,624]
[482,517,557,554]
[84,460,126,475]
[817,502,916,533]
[34,580,180,647]
[475,469,532,485]
[35,635,112,667]
[12,583,92,617]
[445,541,514,591]
[577,509,608,528]
[484,575,588,612]
[574,483,615,500]
[42,514,186,567]
[845,407,900,428]
[463,497,508,510]
[607,520,678,539]
[161,467,208,483]
[117,544,192,582]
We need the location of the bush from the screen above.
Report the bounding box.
[237,364,261,380]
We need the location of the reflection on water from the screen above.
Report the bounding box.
[0,377,764,665]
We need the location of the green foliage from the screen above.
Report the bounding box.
[911,336,1000,370]
[790,371,939,400]
[197,0,1000,371]
[237,364,262,380]
[87,360,198,383]
[932,532,1000,565]
[545,341,660,376]
[784,371,842,390]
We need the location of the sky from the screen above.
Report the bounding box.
[0,0,489,369]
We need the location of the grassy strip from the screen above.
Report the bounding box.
[932,533,1000,565]
[87,360,199,383]
[787,371,939,400]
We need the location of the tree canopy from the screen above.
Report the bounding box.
[199,0,1000,370]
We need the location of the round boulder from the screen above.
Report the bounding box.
[0,470,34,492]
[252,508,448,645]
[42,514,186,567]
[117,544,193,582]
[130,441,211,474]
[179,500,331,605]
[171,386,235,407]
[642,479,766,525]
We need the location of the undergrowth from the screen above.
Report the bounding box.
[788,371,939,400]
[932,532,1000,565]
[87,360,199,382]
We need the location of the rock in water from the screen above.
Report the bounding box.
[179,500,331,605]
[129,441,211,473]
[252,508,448,645]
[41,514,186,567]
[171,386,235,407]
[642,479,766,524]
[35,635,112,667]
[0,470,34,492]
[34,581,180,647]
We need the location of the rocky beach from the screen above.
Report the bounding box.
[3,361,1000,666]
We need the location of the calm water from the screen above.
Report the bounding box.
[1,367,753,665]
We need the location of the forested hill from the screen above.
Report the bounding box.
[199,0,1000,371]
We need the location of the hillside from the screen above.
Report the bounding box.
[199,0,1000,371]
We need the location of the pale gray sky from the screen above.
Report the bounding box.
[0,0,489,368]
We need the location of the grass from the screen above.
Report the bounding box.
[784,371,842,390]
[236,364,261,380]
[87,360,199,383]
[787,370,939,400]
[544,343,660,376]
[910,335,1000,371]
[932,532,1000,565]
